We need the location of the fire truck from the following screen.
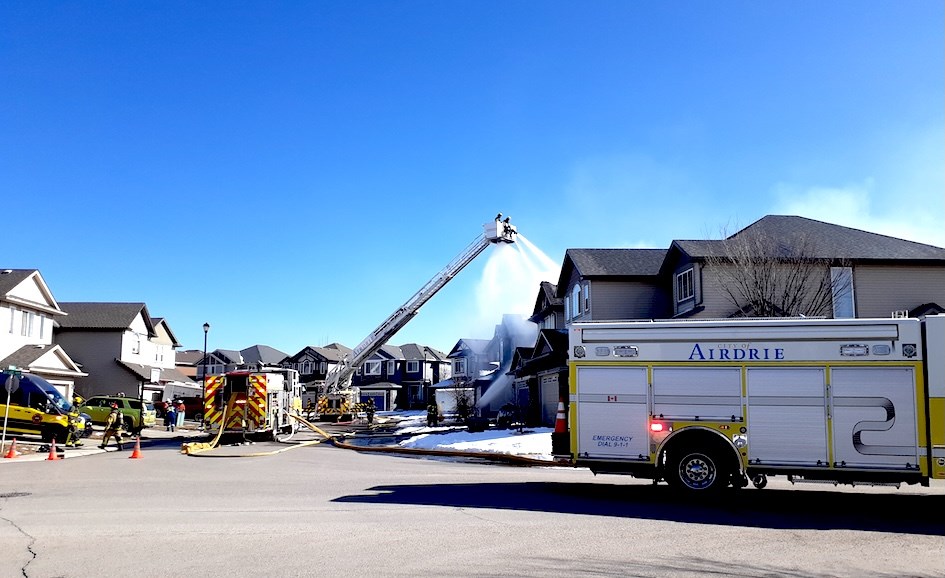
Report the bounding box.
[556,315,945,492]
[203,367,302,439]
[311,214,517,420]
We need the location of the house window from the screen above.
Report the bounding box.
[318,362,327,373]
[676,268,694,302]
[407,361,419,373]
[8,306,15,333]
[387,360,396,375]
[831,267,855,318]
[21,311,29,336]
[364,361,381,376]
[39,314,46,339]
[302,362,311,374]
[583,282,590,312]
[453,358,466,376]
[571,284,582,318]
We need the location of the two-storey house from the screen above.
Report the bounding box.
[54,302,190,400]
[0,269,86,397]
[283,343,349,388]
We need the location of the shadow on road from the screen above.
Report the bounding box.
[334,481,945,536]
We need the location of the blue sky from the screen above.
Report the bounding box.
[2,1,943,356]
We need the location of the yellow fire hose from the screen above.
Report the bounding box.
[180,394,238,455]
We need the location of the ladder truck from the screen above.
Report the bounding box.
[557,314,945,493]
[313,214,518,420]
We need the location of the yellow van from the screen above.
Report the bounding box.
[0,372,87,443]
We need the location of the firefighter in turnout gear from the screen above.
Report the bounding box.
[426,401,439,427]
[99,404,124,450]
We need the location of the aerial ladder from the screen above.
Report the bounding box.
[314,214,517,419]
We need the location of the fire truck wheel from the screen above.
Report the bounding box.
[667,447,729,492]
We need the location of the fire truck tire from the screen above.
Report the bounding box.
[666,446,730,492]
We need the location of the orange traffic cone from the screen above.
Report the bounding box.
[128,437,142,459]
[46,438,61,461]
[554,398,567,434]
[3,439,18,459]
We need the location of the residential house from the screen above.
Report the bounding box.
[54,302,192,401]
[283,343,349,388]
[0,269,86,398]
[351,344,404,411]
[475,314,537,417]
[196,344,291,381]
[197,349,243,380]
[394,343,450,409]
[509,328,569,426]
[661,215,945,319]
[440,315,537,419]
[509,280,568,426]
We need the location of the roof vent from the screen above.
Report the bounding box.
[1,270,12,274]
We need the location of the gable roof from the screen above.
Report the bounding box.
[448,338,491,357]
[674,215,945,261]
[150,317,182,348]
[0,269,66,316]
[556,249,667,297]
[0,344,86,377]
[57,302,155,335]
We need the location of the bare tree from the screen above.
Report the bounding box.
[704,229,852,318]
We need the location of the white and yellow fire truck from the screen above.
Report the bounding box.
[556,315,945,492]
[203,367,302,439]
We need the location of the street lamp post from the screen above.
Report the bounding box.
[201,322,210,430]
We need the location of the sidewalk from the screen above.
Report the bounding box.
[0,421,208,463]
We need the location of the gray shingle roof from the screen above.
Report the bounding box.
[240,344,289,365]
[0,269,36,295]
[57,302,152,331]
[676,215,945,261]
[566,248,668,277]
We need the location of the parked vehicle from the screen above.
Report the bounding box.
[558,315,945,493]
[0,372,89,442]
[79,395,157,434]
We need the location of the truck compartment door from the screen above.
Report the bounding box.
[575,366,648,459]
[831,367,919,469]
[651,367,742,420]
[746,367,828,466]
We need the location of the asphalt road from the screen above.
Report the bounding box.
[1,433,943,578]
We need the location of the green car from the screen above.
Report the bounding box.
[79,395,157,434]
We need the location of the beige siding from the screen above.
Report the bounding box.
[588,280,666,320]
[854,265,945,317]
[698,269,741,317]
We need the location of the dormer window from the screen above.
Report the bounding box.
[676,268,694,302]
